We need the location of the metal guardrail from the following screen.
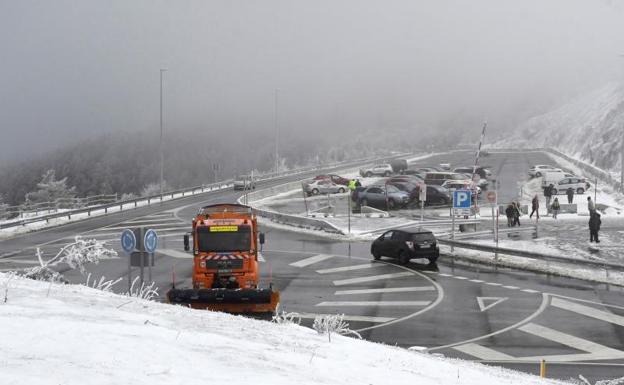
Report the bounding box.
[438,238,624,271]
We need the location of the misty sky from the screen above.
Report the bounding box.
[1,0,624,162]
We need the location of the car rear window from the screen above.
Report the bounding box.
[409,232,436,242]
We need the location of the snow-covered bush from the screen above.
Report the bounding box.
[125,276,159,301]
[1,272,16,303]
[313,314,361,342]
[141,181,170,197]
[271,305,301,325]
[23,237,117,282]
[572,375,624,385]
[84,273,122,292]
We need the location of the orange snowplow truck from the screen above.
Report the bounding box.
[166,203,279,318]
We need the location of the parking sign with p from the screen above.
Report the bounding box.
[453,190,472,209]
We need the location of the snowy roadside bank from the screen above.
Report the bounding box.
[0,272,571,385]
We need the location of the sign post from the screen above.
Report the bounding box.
[419,184,427,221]
[486,191,497,244]
[452,190,472,253]
[121,229,137,291]
[144,229,158,283]
[122,227,158,289]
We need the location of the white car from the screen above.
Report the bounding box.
[441,180,482,195]
[233,177,256,190]
[359,164,393,177]
[529,165,561,178]
[551,177,591,195]
[303,179,347,195]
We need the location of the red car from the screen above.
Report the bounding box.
[313,174,350,186]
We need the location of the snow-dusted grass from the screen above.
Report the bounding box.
[0,272,572,385]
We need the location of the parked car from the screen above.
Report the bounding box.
[551,177,591,195]
[424,172,468,186]
[360,164,393,177]
[453,166,492,180]
[371,228,439,265]
[233,176,256,190]
[424,185,451,206]
[455,173,489,189]
[390,159,408,174]
[441,180,481,195]
[387,180,420,202]
[303,179,347,196]
[387,175,423,184]
[356,184,410,209]
[540,170,568,189]
[402,169,425,178]
[529,165,561,178]
[439,163,451,171]
[313,174,350,186]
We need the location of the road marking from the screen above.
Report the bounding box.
[257,253,266,262]
[438,273,453,277]
[316,301,431,307]
[100,223,187,231]
[316,263,382,274]
[86,227,188,238]
[453,276,468,280]
[521,289,539,294]
[476,297,508,312]
[289,254,334,268]
[119,217,176,224]
[0,259,39,265]
[469,279,484,283]
[335,286,435,295]
[518,323,624,361]
[298,313,395,323]
[502,285,519,290]
[333,272,413,286]
[485,282,502,286]
[551,297,624,327]
[158,249,193,259]
[453,343,515,360]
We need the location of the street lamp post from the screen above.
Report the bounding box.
[160,68,167,201]
[274,88,279,174]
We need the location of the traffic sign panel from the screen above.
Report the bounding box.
[144,229,158,253]
[121,229,136,253]
[453,190,472,209]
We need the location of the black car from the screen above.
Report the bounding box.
[371,229,439,265]
[424,185,451,206]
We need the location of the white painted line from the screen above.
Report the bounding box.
[102,223,187,231]
[316,301,431,307]
[469,279,484,283]
[521,289,539,294]
[316,263,382,274]
[121,217,177,224]
[158,249,193,259]
[485,282,502,286]
[519,323,624,361]
[502,285,519,290]
[438,273,453,277]
[422,271,438,274]
[335,286,435,295]
[453,276,468,280]
[289,254,334,268]
[257,253,265,262]
[298,313,395,323]
[476,297,508,312]
[551,297,624,327]
[0,259,39,265]
[453,343,515,361]
[333,272,413,286]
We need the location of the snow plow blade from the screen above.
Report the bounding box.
[166,288,280,319]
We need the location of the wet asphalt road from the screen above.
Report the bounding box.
[2,151,624,382]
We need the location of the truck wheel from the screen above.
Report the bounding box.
[398,250,410,265]
[577,188,584,194]
[312,188,319,195]
[338,187,345,193]
[372,248,381,260]
[428,256,438,264]
[366,172,373,177]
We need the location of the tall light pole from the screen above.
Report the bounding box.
[274,88,279,174]
[160,68,167,200]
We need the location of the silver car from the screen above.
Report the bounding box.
[303,179,347,196]
[356,184,410,209]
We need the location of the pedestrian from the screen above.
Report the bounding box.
[529,194,540,219]
[587,196,596,214]
[544,184,554,215]
[589,211,601,243]
[566,187,574,204]
[505,203,514,227]
[551,197,561,219]
[512,201,522,226]
[355,179,362,188]
[348,179,356,192]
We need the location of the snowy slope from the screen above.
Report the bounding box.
[499,82,624,170]
[0,273,571,385]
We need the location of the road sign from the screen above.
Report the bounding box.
[453,208,472,216]
[452,190,472,209]
[121,229,136,253]
[486,191,497,205]
[144,229,158,253]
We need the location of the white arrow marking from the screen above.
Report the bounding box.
[476,297,508,312]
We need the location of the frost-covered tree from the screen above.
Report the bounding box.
[140,181,170,197]
[24,169,77,208]
[0,194,9,220]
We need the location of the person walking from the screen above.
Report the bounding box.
[512,201,521,226]
[544,184,554,215]
[587,196,596,214]
[530,194,540,219]
[589,211,601,243]
[551,197,561,219]
[566,187,574,204]
[348,179,357,192]
[505,203,514,227]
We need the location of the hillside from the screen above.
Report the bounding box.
[0,272,571,385]
[498,82,624,170]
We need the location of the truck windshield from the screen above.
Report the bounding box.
[197,226,251,252]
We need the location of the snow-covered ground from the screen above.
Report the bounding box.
[0,272,571,385]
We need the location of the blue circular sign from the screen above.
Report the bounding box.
[144,229,158,253]
[121,229,136,253]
